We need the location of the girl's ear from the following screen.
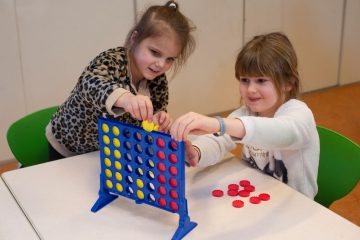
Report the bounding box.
[130,30,138,44]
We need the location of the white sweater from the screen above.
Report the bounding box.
[191,99,320,199]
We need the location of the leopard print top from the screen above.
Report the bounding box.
[47,47,169,155]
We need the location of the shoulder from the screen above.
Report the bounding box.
[275,99,313,116]
[94,47,127,62]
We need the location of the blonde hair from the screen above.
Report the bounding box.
[125,1,196,74]
[235,32,300,100]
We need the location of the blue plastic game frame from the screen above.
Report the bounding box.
[91,118,197,240]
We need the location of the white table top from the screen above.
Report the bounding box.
[0,176,39,240]
[2,151,360,240]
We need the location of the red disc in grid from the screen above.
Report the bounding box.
[169,141,178,151]
[169,154,177,164]
[228,184,239,191]
[170,190,178,199]
[239,180,250,186]
[169,166,178,176]
[170,201,179,211]
[238,190,250,197]
[258,193,270,201]
[157,150,165,160]
[157,174,166,184]
[157,162,166,172]
[169,178,178,188]
[244,185,255,192]
[158,197,166,207]
[212,189,224,197]
[227,189,238,197]
[249,196,261,204]
[158,186,166,195]
[156,138,165,148]
[232,200,244,208]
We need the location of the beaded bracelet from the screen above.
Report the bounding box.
[213,116,225,136]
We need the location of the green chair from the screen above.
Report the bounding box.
[6,106,58,167]
[314,125,360,208]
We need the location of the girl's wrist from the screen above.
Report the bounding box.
[193,145,201,162]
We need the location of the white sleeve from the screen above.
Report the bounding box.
[235,100,316,150]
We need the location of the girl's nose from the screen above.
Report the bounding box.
[157,58,166,68]
[248,81,257,93]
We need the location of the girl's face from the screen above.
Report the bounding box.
[131,31,181,83]
[239,76,286,117]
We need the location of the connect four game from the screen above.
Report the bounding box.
[91,118,197,240]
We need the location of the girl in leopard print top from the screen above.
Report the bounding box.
[46,1,195,160]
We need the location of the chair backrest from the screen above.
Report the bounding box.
[314,125,360,208]
[6,106,58,167]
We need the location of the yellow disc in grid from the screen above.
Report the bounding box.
[116,183,123,192]
[105,180,113,188]
[137,190,144,199]
[114,161,122,170]
[115,172,122,181]
[102,135,110,145]
[114,149,121,159]
[142,120,155,132]
[113,138,120,148]
[136,179,144,188]
[105,169,112,178]
[104,147,110,156]
[112,126,120,136]
[104,157,111,167]
[102,123,109,133]
[137,167,144,176]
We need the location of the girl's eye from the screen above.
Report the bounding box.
[150,49,160,57]
[256,78,267,84]
[239,78,249,83]
[166,58,175,64]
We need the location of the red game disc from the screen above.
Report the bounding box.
[227,189,238,197]
[244,185,255,192]
[258,193,270,201]
[239,180,250,187]
[212,189,224,197]
[232,200,244,208]
[228,184,239,191]
[249,196,261,204]
[238,190,250,197]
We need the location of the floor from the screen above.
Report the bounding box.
[1,82,359,226]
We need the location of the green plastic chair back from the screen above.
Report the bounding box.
[314,125,360,208]
[6,106,58,167]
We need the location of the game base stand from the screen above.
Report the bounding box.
[91,118,197,240]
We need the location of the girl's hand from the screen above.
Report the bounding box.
[116,93,153,121]
[153,111,173,133]
[185,140,200,167]
[170,112,219,141]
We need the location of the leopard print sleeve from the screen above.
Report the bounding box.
[149,74,169,113]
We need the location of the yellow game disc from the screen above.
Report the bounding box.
[114,149,121,159]
[105,169,112,178]
[102,123,109,133]
[114,161,122,170]
[115,172,122,181]
[137,167,144,176]
[137,190,145,199]
[104,157,111,167]
[113,138,120,148]
[154,125,160,131]
[112,126,120,136]
[136,179,144,188]
[102,135,110,145]
[116,183,123,192]
[105,180,113,188]
[104,147,110,156]
[142,120,154,132]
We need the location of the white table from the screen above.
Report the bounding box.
[2,151,360,240]
[0,176,39,240]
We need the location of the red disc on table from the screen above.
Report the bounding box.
[212,189,224,197]
[228,184,239,191]
[169,153,177,164]
[156,138,165,148]
[244,185,255,192]
[249,196,261,204]
[169,166,178,176]
[239,180,250,187]
[227,189,238,197]
[258,193,270,201]
[157,162,166,172]
[232,200,244,208]
[238,190,250,197]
